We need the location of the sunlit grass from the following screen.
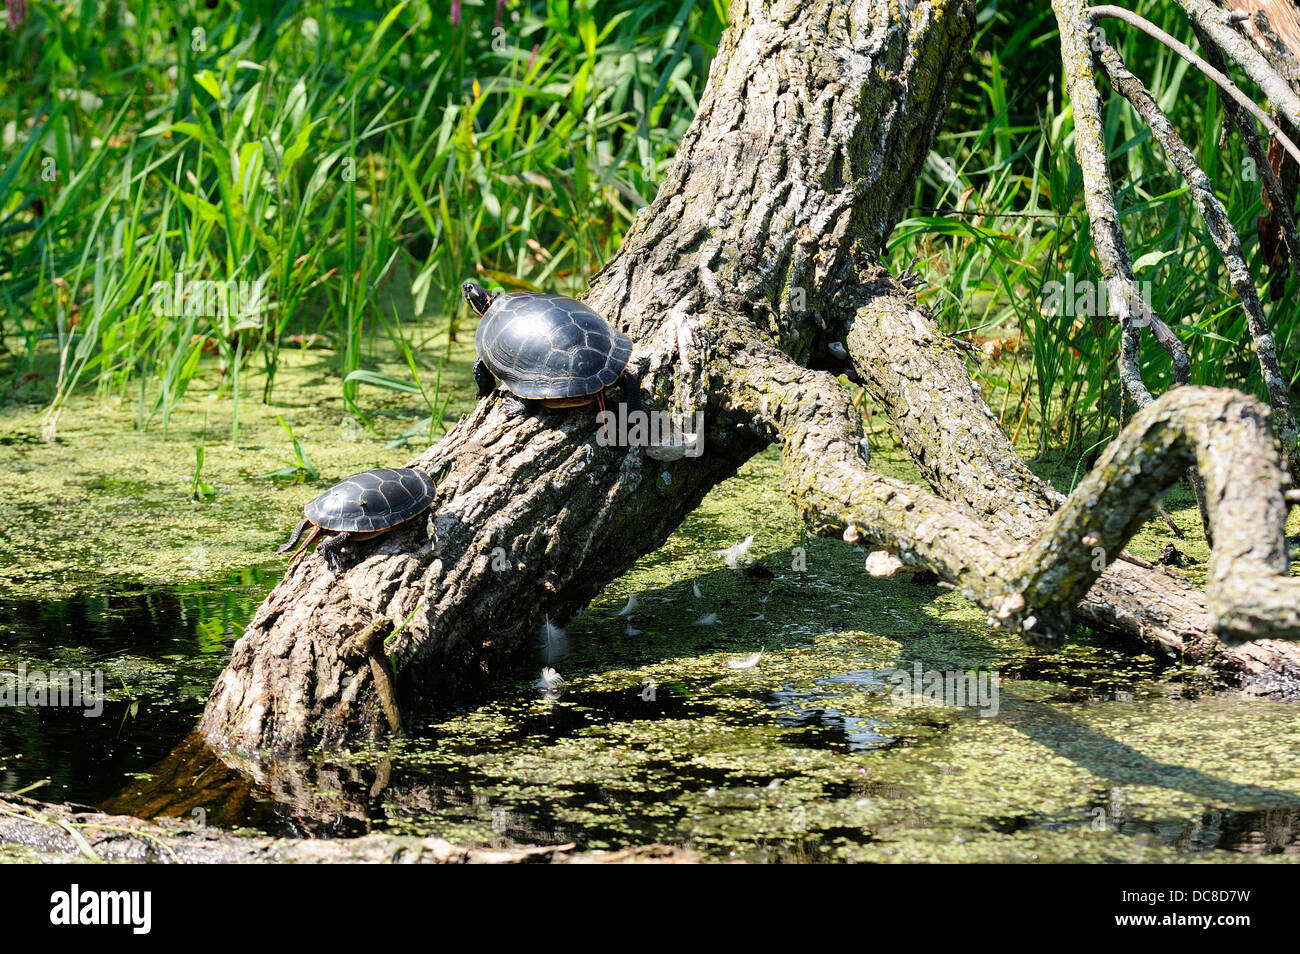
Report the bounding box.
[891,0,1298,460]
[1,0,1295,466]
[0,0,725,439]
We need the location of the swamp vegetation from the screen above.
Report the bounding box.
[2,348,1298,861]
[2,1,1300,862]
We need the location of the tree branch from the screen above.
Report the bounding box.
[1091,30,1300,485]
[725,330,1300,654]
[1174,0,1300,128]
[1089,3,1300,165]
[1054,1,1193,418]
[1194,20,1300,281]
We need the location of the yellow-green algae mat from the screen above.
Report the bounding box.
[0,344,470,598]
[3,348,1299,862]
[362,455,1300,862]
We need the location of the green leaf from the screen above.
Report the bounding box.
[1132,250,1177,274]
[345,369,420,394]
[192,70,223,106]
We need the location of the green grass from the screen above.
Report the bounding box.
[892,0,1300,458]
[0,0,725,439]
[1,0,1296,467]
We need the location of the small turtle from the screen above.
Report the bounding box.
[277,467,437,568]
[463,281,641,418]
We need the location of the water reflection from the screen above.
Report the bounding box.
[765,669,896,751]
[0,569,270,807]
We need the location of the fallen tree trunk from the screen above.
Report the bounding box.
[201,0,1300,758]
[844,271,1300,684]
[201,0,981,753]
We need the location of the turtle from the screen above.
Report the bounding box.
[277,467,437,569]
[462,281,641,418]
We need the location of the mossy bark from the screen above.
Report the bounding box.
[200,0,1300,758]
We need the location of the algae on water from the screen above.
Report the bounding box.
[2,342,1299,861]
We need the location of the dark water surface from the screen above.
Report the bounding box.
[0,573,260,800]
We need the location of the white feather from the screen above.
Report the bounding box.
[693,583,703,599]
[715,534,756,569]
[726,651,763,670]
[615,594,639,617]
[537,619,570,666]
[536,667,565,690]
[694,612,719,626]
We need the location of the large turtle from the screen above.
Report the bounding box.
[277,467,437,569]
[463,281,641,418]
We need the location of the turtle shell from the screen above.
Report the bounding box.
[304,468,436,533]
[475,293,633,400]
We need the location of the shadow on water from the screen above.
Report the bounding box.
[2,564,1299,860]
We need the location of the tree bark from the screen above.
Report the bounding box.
[200,0,1300,758]
[201,0,981,754]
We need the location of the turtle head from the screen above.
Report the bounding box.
[462,281,494,317]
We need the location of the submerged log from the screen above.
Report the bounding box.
[0,792,694,864]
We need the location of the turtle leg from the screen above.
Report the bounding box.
[276,518,311,555]
[502,395,540,419]
[473,359,497,399]
[316,531,354,571]
[621,371,644,415]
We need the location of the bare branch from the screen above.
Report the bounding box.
[1055,1,1186,414]
[1056,0,1210,531]
[1194,21,1300,277]
[843,275,1220,652]
[1092,32,1300,484]
[1001,388,1300,645]
[726,339,1300,657]
[1164,0,1300,138]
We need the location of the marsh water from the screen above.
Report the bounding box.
[2,348,1299,862]
[4,558,1299,860]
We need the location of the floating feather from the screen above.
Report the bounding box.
[726,651,763,670]
[537,618,570,666]
[716,534,756,569]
